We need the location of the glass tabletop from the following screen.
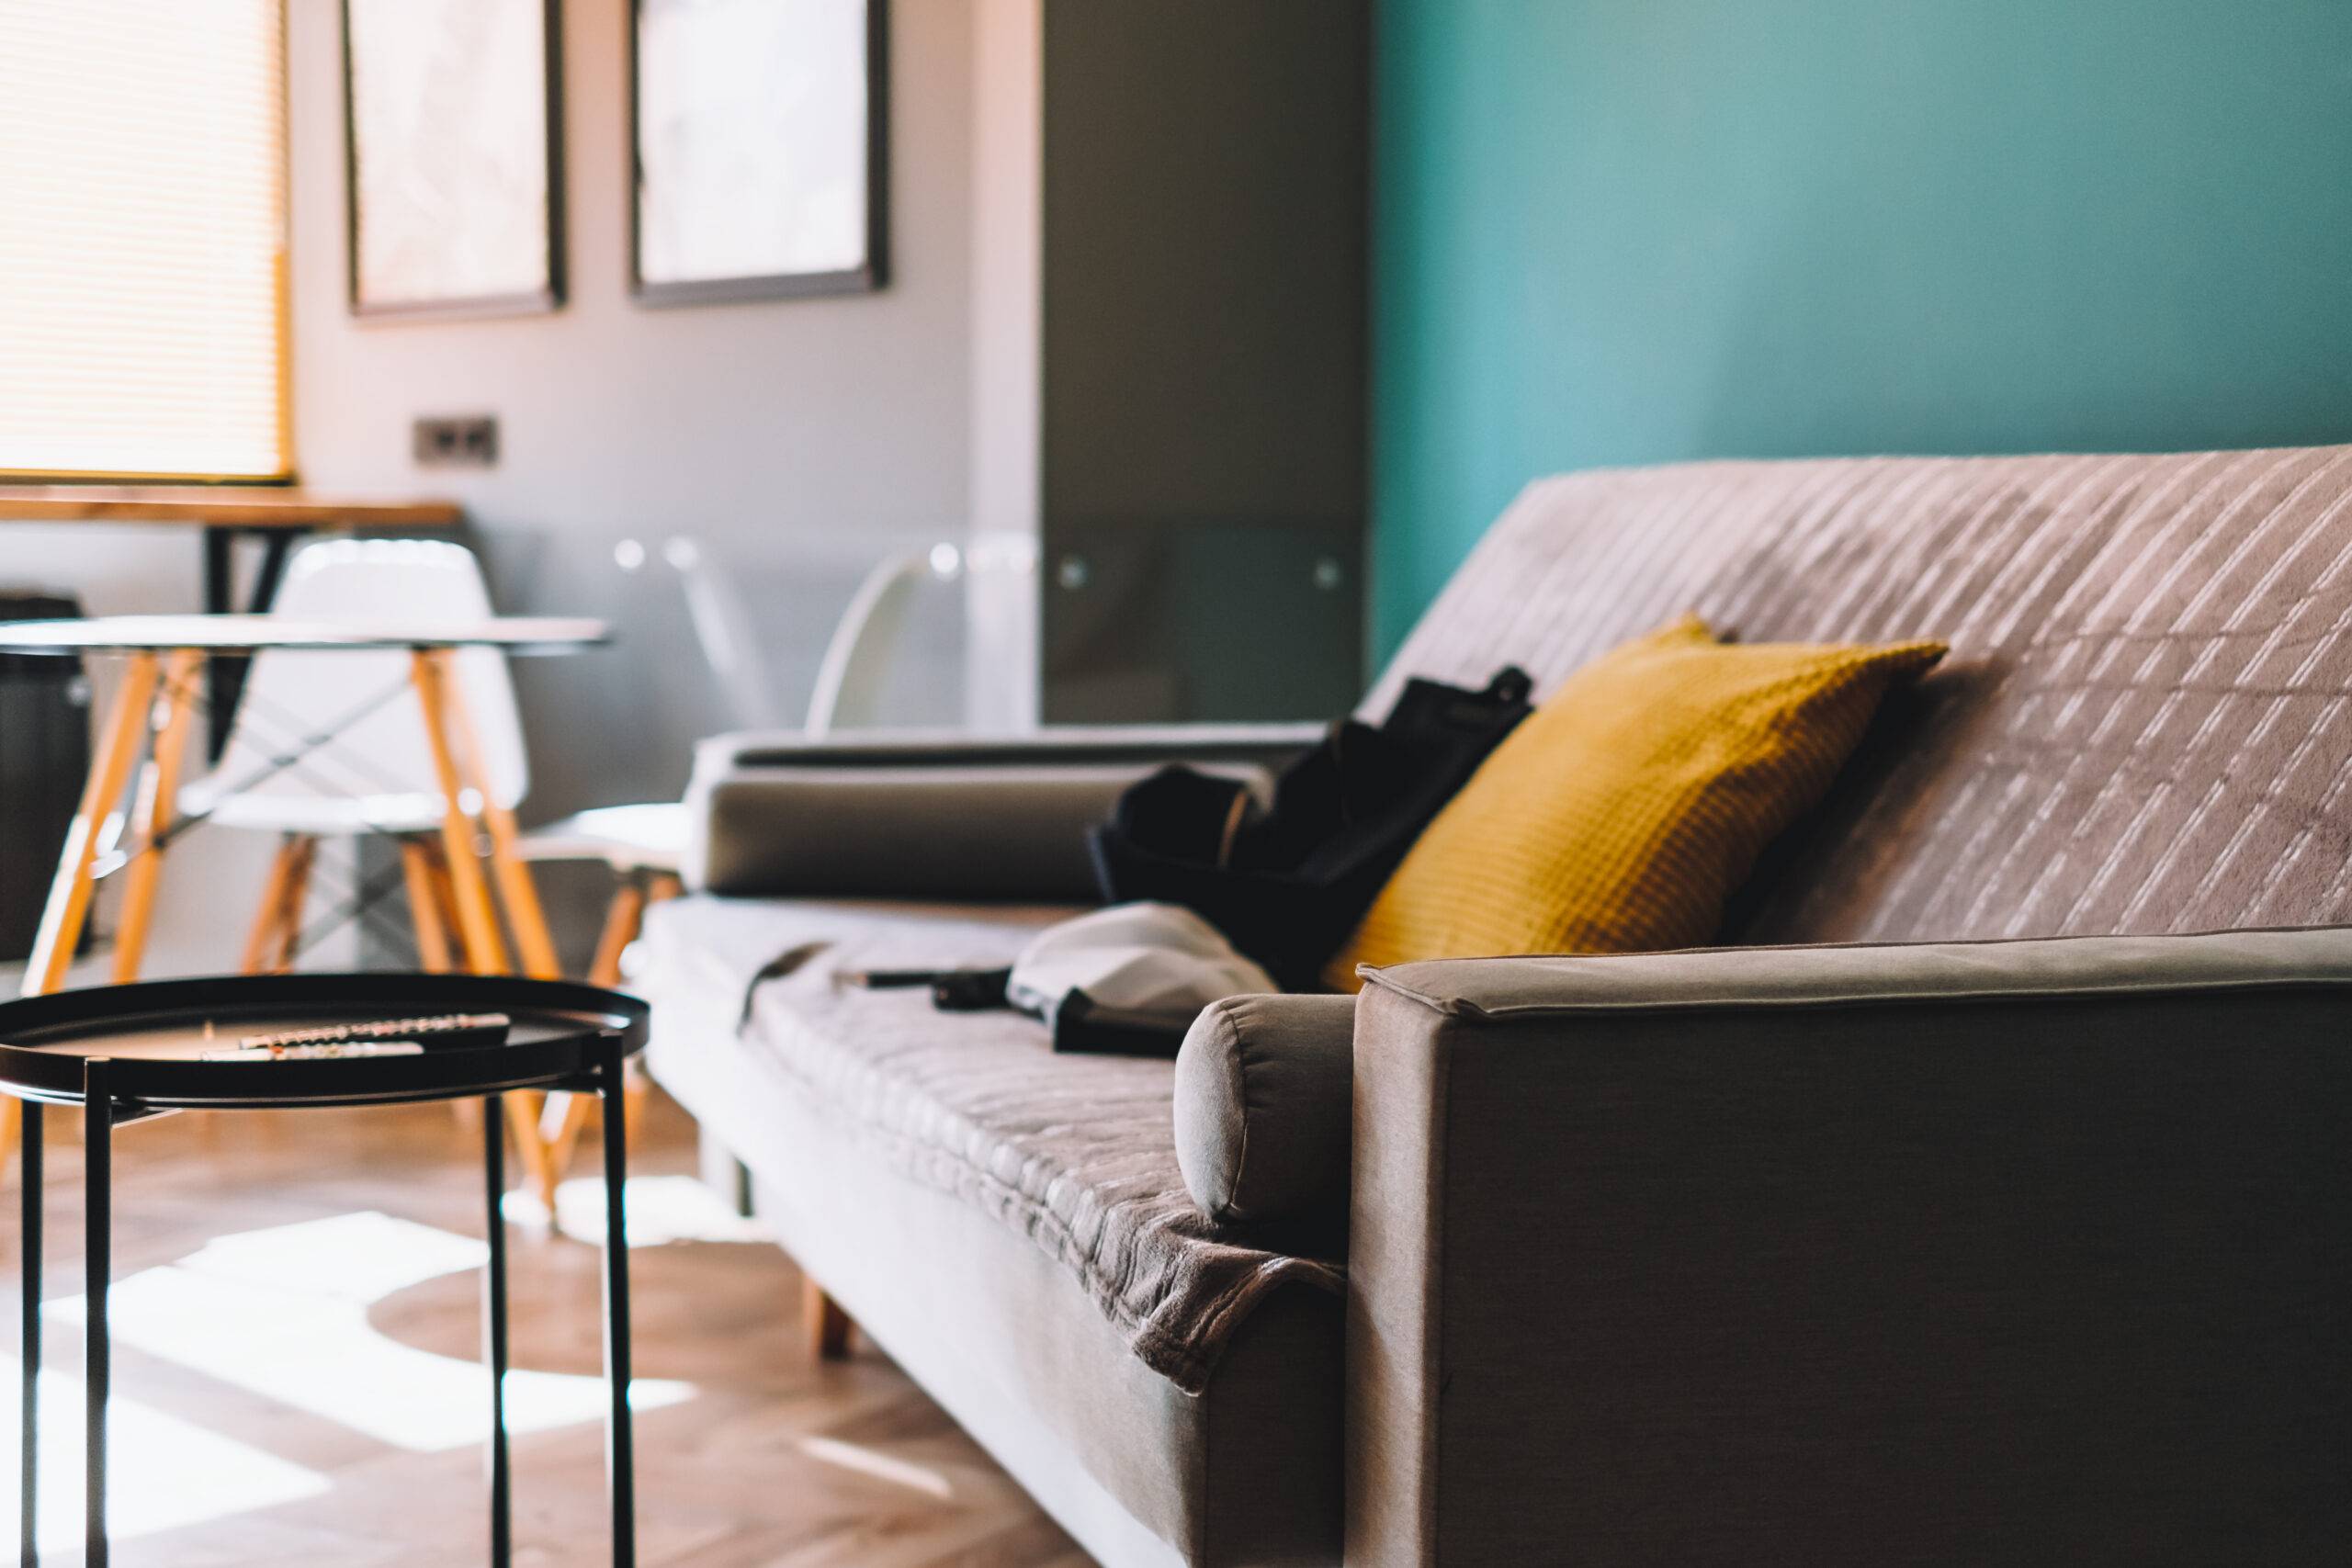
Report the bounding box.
[0,614,609,653]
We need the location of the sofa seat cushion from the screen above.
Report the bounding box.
[645,893,1344,1394]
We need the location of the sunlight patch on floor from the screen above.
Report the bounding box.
[799,1435,958,1502]
[49,1210,694,1453]
[0,1358,330,1553]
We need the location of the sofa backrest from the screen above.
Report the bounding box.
[1369,446,2352,945]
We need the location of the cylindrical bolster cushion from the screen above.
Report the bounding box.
[1174,993,1357,1229]
[691,764,1153,900]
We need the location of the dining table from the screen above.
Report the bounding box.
[0,486,464,753]
[0,614,610,1208]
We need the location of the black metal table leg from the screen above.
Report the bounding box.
[201,527,237,759]
[599,1041,636,1568]
[245,532,296,615]
[81,1066,109,1568]
[199,528,235,616]
[203,525,307,759]
[483,1094,511,1568]
[19,1101,40,1568]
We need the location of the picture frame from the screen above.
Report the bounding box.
[342,0,565,320]
[629,0,889,307]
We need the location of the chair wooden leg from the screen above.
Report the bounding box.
[422,841,467,961]
[542,1060,653,1175]
[623,875,675,1155]
[265,835,316,975]
[588,881,650,990]
[540,875,643,1180]
[238,836,300,974]
[804,1275,854,1361]
[621,1061,650,1157]
[413,843,483,1134]
[542,1091,595,1187]
[23,652,160,999]
[622,886,678,1158]
[546,870,669,1183]
[398,838,455,974]
[495,1094,562,1215]
[505,1120,559,1213]
[112,649,203,985]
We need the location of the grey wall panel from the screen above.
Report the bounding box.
[1042,0,1369,525]
[1039,0,1372,720]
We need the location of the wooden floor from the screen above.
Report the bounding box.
[0,1090,1087,1566]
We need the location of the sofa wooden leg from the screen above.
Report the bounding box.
[803,1275,854,1361]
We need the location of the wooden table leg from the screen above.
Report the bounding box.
[409,651,510,977]
[411,650,555,1211]
[432,649,561,982]
[112,649,204,984]
[426,649,571,1212]
[5,654,158,1173]
[23,653,159,999]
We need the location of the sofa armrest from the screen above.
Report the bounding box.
[1346,929,2352,1565]
[684,724,1322,898]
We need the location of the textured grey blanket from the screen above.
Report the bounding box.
[739,928,1342,1394]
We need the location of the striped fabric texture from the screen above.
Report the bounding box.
[1365,446,2352,947]
[1329,615,1943,986]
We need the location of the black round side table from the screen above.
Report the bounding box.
[0,973,649,1568]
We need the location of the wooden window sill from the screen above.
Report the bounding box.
[0,486,462,528]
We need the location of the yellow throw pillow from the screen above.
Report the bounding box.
[1327,615,1945,988]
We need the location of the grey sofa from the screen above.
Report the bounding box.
[645,446,2352,1565]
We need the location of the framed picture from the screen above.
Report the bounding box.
[342,0,564,319]
[630,0,888,306]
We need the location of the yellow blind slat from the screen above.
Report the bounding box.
[0,0,289,480]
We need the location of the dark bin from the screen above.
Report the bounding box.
[0,592,91,962]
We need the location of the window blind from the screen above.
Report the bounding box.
[0,0,289,480]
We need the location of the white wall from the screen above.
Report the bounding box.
[965,0,1041,731]
[3,0,986,978]
[288,0,978,818]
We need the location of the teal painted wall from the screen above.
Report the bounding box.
[1374,0,2352,654]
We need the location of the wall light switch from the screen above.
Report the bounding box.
[413,414,499,468]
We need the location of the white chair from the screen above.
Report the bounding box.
[170,537,570,1210]
[179,536,531,975]
[517,536,967,976]
[516,538,966,1190]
